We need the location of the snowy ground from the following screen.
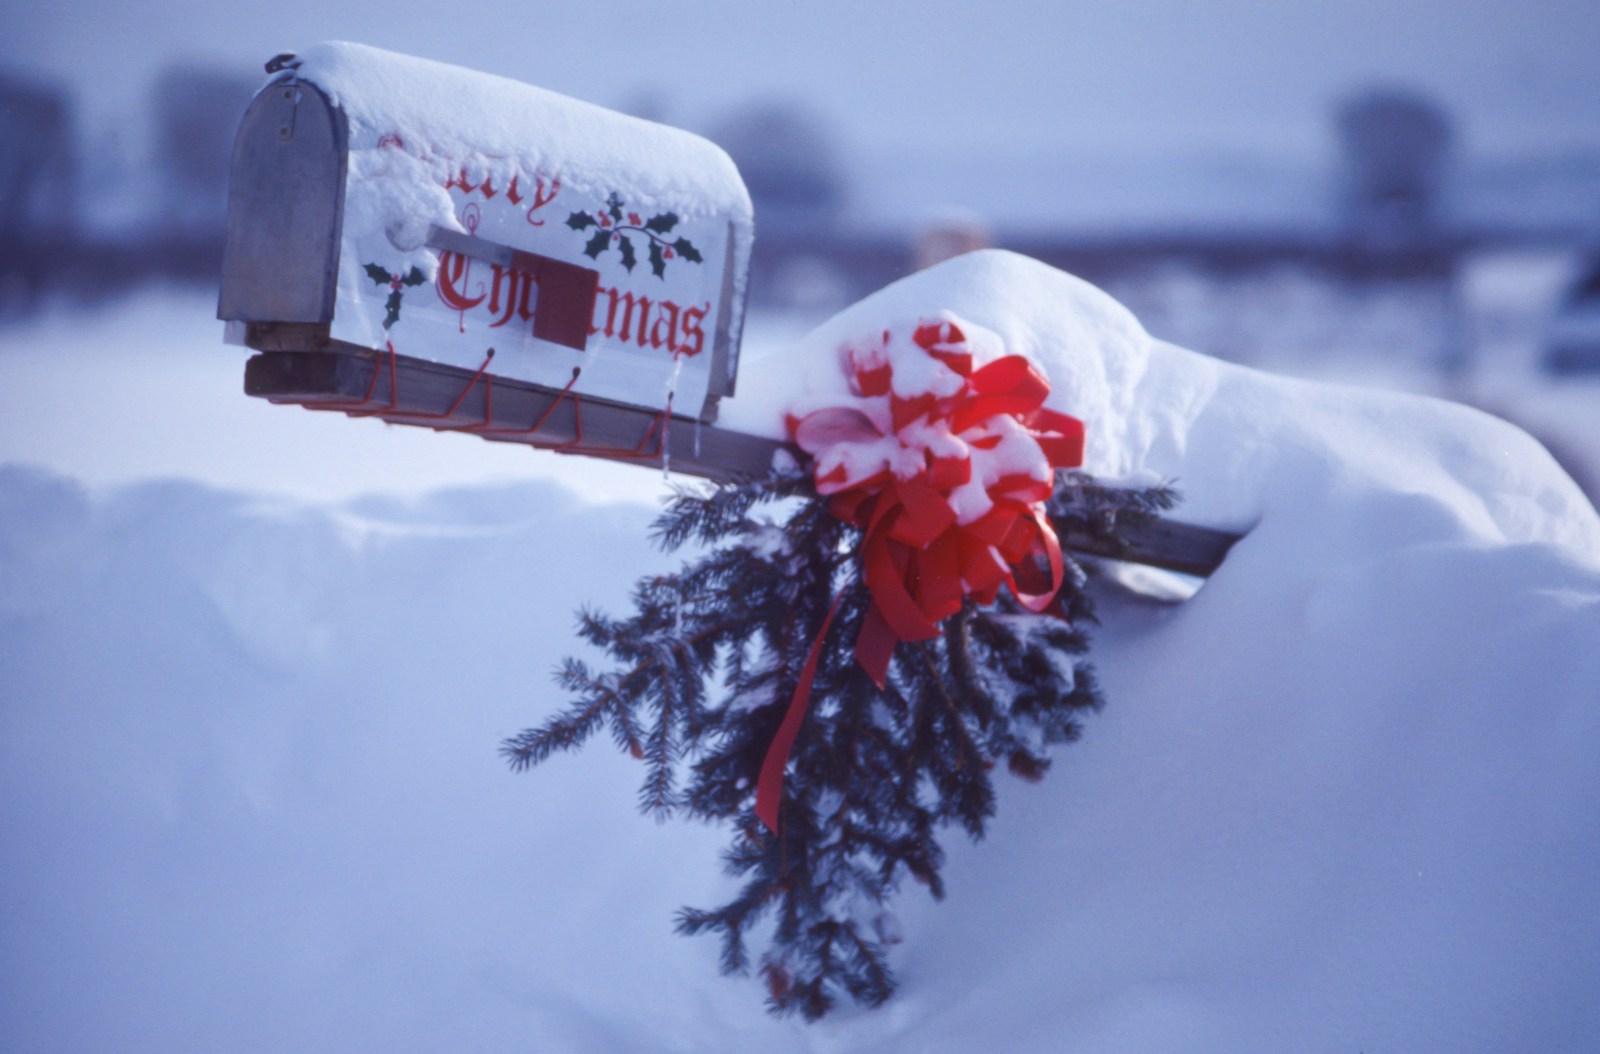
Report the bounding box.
[0,287,700,507]
[3,268,1598,1051]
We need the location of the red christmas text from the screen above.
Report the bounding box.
[436,251,709,357]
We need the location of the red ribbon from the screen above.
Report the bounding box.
[754,319,1085,834]
[755,593,845,834]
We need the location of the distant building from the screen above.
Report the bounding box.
[1544,254,1600,375]
[709,101,846,239]
[913,208,992,271]
[0,70,76,307]
[150,64,260,243]
[1335,88,1455,253]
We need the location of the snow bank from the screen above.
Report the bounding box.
[3,253,1599,1051]
[0,468,775,1052]
[727,249,1600,559]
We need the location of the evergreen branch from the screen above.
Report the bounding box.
[642,671,679,814]
[499,686,614,771]
[506,469,1177,1019]
[609,699,646,760]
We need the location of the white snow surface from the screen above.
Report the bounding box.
[292,41,754,309]
[4,257,1600,1050]
[729,250,1600,557]
[296,41,752,227]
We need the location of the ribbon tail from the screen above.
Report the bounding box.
[1010,507,1067,614]
[853,602,898,689]
[756,593,846,834]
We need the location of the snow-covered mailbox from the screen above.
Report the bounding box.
[220,42,774,478]
[220,43,1237,575]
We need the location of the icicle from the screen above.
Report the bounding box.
[662,352,686,481]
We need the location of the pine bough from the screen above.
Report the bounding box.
[502,467,1177,1019]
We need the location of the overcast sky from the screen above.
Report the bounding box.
[7,0,1597,160]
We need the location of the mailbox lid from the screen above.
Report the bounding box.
[291,42,754,421]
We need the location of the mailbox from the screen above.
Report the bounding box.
[217,43,1234,574]
[221,41,763,471]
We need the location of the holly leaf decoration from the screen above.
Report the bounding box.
[364,262,391,285]
[644,212,679,235]
[648,241,667,279]
[618,235,637,272]
[606,192,625,222]
[584,230,612,259]
[567,211,595,231]
[402,266,426,287]
[382,289,403,329]
[672,237,703,264]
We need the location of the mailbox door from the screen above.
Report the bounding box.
[218,79,346,324]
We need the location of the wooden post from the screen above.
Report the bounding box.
[242,335,1241,576]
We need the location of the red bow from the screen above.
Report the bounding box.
[756,319,1085,833]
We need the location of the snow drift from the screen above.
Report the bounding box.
[2,251,1598,1051]
[729,250,1599,555]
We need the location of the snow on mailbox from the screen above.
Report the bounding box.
[221,42,764,475]
[219,43,1234,573]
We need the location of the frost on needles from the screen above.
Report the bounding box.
[502,467,1178,1019]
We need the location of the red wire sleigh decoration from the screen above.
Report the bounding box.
[241,325,800,485]
[300,341,677,463]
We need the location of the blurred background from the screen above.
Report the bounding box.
[2,0,1598,502]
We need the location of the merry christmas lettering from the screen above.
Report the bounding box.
[435,251,710,357]
[436,171,712,357]
[443,168,561,226]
